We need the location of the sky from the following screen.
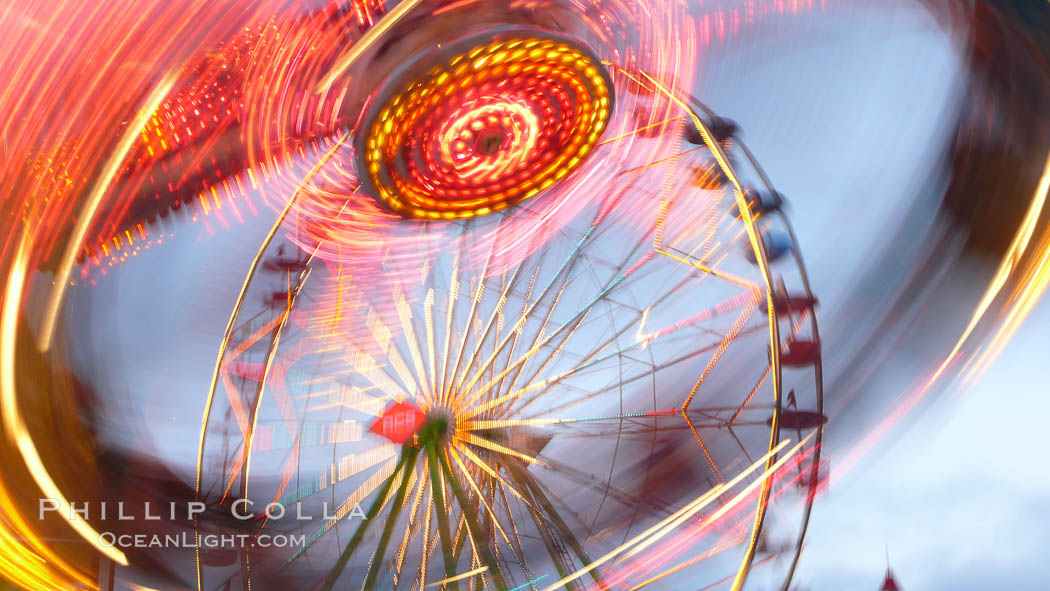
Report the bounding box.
[796,296,1050,590]
[54,1,1050,589]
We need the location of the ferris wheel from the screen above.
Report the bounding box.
[191,14,827,591]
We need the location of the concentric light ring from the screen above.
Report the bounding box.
[357,31,613,219]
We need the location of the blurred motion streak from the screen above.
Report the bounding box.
[0,0,1048,590]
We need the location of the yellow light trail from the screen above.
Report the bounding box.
[394,462,429,585]
[460,381,549,421]
[958,149,1050,381]
[450,266,518,398]
[627,535,746,591]
[655,249,759,291]
[194,133,349,591]
[418,486,434,591]
[425,287,438,401]
[628,68,785,591]
[38,70,180,351]
[455,242,578,407]
[618,147,704,176]
[425,566,489,588]
[395,283,431,398]
[455,445,533,508]
[2,194,132,572]
[315,0,424,94]
[449,448,511,544]
[242,267,310,500]
[461,433,546,466]
[490,304,593,419]
[0,239,103,589]
[681,293,760,483]
[621,434,812,562]
[540,435,808,591]
[438,253,461,403]
[839,150,1050,492]
[446,251,494,399]
[458,292,585,411]
[598,116,684,145]
[970,240,1050,378]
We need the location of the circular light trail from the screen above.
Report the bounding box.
[358,33,613,219]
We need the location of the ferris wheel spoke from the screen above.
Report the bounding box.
[317,449,412,591]
[464,409,676,431]
[449,449,512,546]
[283,456,399,566]
[730,364,771,425]
[425,440,461,589]
[392,459,429,588]
[424,286,439,404]
[680,294,761,414]
[473,244,749,422]
[484,273,594,419]
[505,462,605,590]
[499,226,655,367]
[458,249,586,407]
[456,445,534,510]
[393,281,433,401]
[480,263,543,416]
[555,237,749,354]
[457,215,604,403]
[481,275,740,421]
[438,229,467,402]
[485,337,641,420]
[436,446,509,590]
[463,433,544,467]
[506,322,767,422]
[463,256,640,412]
[446,240,499,406]
[676,297,762,485]
[533,417,773,439]
[362,446,421,590]
[533,454,675,519]
[493,484,539,589]
[656,246,759,292]
[484,301,594,422]
[452,264,530,399]
[682,414,725,483]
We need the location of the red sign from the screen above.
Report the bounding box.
[369,401,426,444]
